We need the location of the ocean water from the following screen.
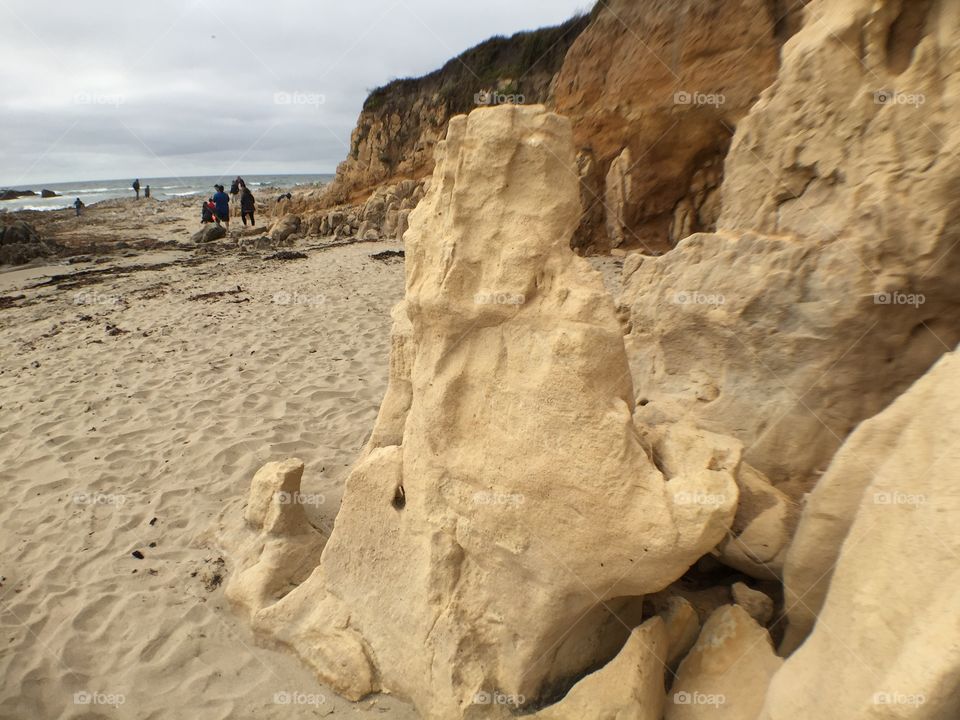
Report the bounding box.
[0,174,333,213]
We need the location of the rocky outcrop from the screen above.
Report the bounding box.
[266,214,301,244]
[0,219,54,265]
[731,582,774,626]
[313,16,589,209]
[219,460,327,621]
[226,105,745,719]
[303,179,426,241]
[294,0,793,253]
[191,224,226,243]
[759,348,960,719]
[0,189,36,201]
[619,0,960,494]
[667,605,782,720]
[658,596,701,668]
[534,618,668,720]
[779,344,959,653]
[552,0,781,252]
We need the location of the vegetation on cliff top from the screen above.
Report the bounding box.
[362,12,590,116]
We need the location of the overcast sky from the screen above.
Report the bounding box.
[0,0,589,186]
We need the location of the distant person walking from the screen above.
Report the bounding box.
[73,198,84,216]
[144,185,151,199]
[240,186,256,226]
[132,179,141,199]
[212,184,231,230]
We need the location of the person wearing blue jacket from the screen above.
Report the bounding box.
[212,185,231,230]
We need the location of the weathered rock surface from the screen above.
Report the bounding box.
[289,0,795,255]
[312,17,589,210]
[640,419,794,579]
[553,0,781,251]
[304,179,425,241]
[266,214,301,245]
[657,596,701,668]
[0,189,36,201]
[191,224,226,244]
[0,219,53,265]
[667,605,782,720]
[779,341,958,648]
[731,582,774,627]
[219,459,326,621]
[778,356,935,652]
[620,0,960,494]
[716,462,797,579]
[232,105,740,719]
[760,348,960,719]
[534,617,668,720]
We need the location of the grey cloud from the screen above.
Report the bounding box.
[0,0,590,185]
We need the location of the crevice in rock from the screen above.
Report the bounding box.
[884,0,935,75]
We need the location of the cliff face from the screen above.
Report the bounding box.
[310,1,804,252]
[553,0,782,252]
[319,16,590,207]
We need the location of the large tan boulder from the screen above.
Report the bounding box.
[760,348,960,719]
[232,105,739,719]
[535,617,668,720]
[778,344,955,651]
[267,214,301,244]
[666,605,782,720]
[657,596,701,668]
[620,0,960,494]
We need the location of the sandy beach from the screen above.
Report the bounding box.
[0,219,418,719]
[4,0,959,717]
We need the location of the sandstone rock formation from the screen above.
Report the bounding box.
[657,596,701,668]
[759,348,960,719]
[779,346,959,653]
[640,420,793,580]
[230,105,742,719]
[534,617,668,720]
[315,17,589,209]
[302,179,426,241]
[289,0,796,254]
[219,459,326,621]
[666,604,782,720]
[265,214,301,245]
[731,582,774,627]
[553,0,781,251]
[620,0,960,495]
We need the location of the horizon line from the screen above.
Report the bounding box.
[0,171,336,190]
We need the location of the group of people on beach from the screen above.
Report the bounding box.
[132,179,150,199]
[200,177,256,229]
[71,176,267,223]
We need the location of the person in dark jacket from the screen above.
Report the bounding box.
[73,198,84,216]
[212,185,231,230]
[132,178,140,199]
[201,199,216,224]
[240,186,256,226]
